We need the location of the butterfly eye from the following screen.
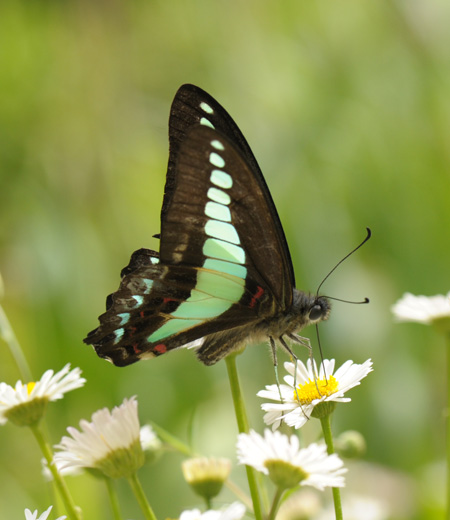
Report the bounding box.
[309,304,324,322]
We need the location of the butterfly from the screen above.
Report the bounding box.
[84,84,331,367]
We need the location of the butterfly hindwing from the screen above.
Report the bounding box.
[85,249,273,366]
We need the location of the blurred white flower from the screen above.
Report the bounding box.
[41,457,82,482]
[258,359,373,430]
[276,489,321,520]
[392,292,450,324]
[54,396,144,479]
[139,424,161,451]
[179,502,246,520]
[0,365,85,426]
[315,494,389,520]
[24,505,66,520]
[237,429,346,491]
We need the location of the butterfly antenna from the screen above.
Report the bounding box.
[316,227,372,299]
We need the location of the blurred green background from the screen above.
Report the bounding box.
[0,1,449,518]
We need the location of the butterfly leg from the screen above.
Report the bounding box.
[280,336,301,404]
[286,333,323,398]
[269,336,284,403]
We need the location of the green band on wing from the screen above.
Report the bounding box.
[170,295,233,319]
[205,201,231,222]
[195,270,245,300]
[210,170,232,189]
[203,238,245,264]
[207,187,231,205]
[205,220,240,244]
[203,258,247,279]
[148,318,202,343]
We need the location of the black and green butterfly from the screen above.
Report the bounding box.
[84,84,331,367]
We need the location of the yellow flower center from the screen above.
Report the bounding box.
[293,375,338,404]
[26,382,36,395]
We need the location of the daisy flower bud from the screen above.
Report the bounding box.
[182,456,231,500]
[334,430,367,459]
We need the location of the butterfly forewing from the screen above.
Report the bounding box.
[163,84,295,290]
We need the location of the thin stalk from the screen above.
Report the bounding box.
[30,423,82,520]
[149,421,194,456]
[225,353,263,520]
[127,472,158,520]
[225,478,253,511]
[104,477,123,520]
[320,415,343,520]
[0,304,33,382]
[446,333,450,520]
[267,487,284,520]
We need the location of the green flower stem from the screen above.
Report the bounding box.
[267,487,284,520]
[30,423,82,520]
[0,304,33,382]
[149,421,194,456]
[127,472,158,520]
[225,353,263,520]
[446,332,450,520]
[104,477,123,520]
[320,415,343,520]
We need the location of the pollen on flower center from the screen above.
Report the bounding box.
[293,375,338,404]
[26,382,36,395]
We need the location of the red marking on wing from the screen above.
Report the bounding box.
[249,286,265,308]
[163,297,176,304]
[154,343,167,354]
[132,343,141,354]
[140,310,145,318]
[129,326,137,337]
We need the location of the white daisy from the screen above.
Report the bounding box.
[0,365,85,427]
[258,358,373,430]
[392,292,450,324]
[54,396,144,479]
[237,429,346,491]
[24,505,66,520]
[179,502,246,520]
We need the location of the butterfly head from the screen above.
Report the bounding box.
[289,289,331,333]
[307,295,331,324]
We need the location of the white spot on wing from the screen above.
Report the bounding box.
[211,139,225,151]
[200,117,215,129]
[209,152,225,169]
[200,101,214,114]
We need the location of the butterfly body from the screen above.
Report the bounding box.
[84,85,331,367]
